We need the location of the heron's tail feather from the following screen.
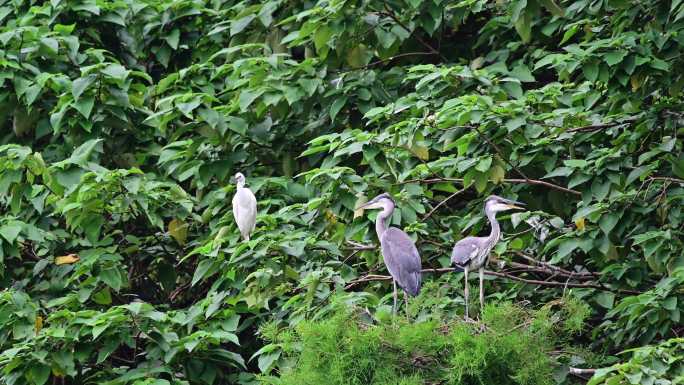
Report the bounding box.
[403,272,421,297]
[452,264,465,272]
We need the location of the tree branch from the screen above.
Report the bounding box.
[380,3,447,61]
[648,176,684,184]
[422,188,467,220]
[566,117,638,133]
[398,177,581,196]
[471,125,530,180]
[346,267,641,294]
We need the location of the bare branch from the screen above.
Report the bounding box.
[568,368,597,375]
[346,267,641,295]
[471,125,530,180]
[422,188,467,220]
[566,117,638,133]
[648,176,684,184]
[398,177,581,196]
[380,3,447,61]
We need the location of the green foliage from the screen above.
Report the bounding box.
[2,0,684,382]
[599,267,684,349]
[262,302,567,385]
[588,338,684,385]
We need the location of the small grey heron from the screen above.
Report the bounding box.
[358,193,422,314]
[232,172,257,241]
[451,195,524,318]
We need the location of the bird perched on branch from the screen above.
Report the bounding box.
[232,172,257,241]
[451,195,524,318]
[358,193,422,315]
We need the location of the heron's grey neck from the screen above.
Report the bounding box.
[236,180,245,189]
[485,207,501,245]
[375,201,394,239]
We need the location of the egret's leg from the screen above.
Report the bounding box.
[479,267,485,315]
[393,280,398,315]
[463,266,469,319]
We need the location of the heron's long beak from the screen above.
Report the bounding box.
[357,200,377,210]
[506,199,525,210]
[504,199,525,210]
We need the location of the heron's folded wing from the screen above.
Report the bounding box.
[451,240,479,267]
[381,228,422,296]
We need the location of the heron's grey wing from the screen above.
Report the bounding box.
[381,227,422,297]
[451,238,480,267]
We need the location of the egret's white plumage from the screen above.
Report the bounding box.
[232,172,257,241]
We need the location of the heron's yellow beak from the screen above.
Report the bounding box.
[506,204,525,210]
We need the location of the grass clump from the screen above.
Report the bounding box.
[262,302,564,385]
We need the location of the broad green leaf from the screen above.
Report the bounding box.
[0,222,22,243]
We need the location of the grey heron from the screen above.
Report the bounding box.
[232,172,257,241]
[358,193,422,314]
[451,195,524,318]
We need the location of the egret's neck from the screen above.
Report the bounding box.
[486,209,501,245]
[236,180,245,189]
[375,202,394,239]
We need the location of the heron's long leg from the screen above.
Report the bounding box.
[404,293,409,318]
[392,280,398,315]
[479,267,484,315]
[464,266,469,319]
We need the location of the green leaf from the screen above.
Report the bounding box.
[192,259,216,286]
[539,0,564,16]
[346,45,370,67]
[71,76,95,100]
[101,64,129,81]
[604,51,627,67]
[560,25,578,45]
[258,351,281,373]
[231,15,255,35]
[514,9,532,43]
[73,95,95,118]
[92,287,112,305]
[599,213,618,235]
[66,138,103,166]
[330,97,347,122]
[40,37,58,55]
[595,292,615,309]
[510,65,535,82]
[100,268,122,292]
[662,297,677,311]
[0,222,22,243]
[164,28,180,50]
[313,25,333,52]
[29,364,51,385]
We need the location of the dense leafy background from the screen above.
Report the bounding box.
[2,0,684,383]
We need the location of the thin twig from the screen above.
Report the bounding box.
[490,257,594,281]
[334,52,436,73]
[471,125,530,180]
[648,176,684,184]
[345,240,376,250]
[346,267,641,294]
[398,177,581,196]
[423,188,467,220]
[380,3,447,61]
[566,117,638,132]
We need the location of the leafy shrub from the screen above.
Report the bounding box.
[588,338,684,385]
[261,302,570,385]
[599,268,684,349]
